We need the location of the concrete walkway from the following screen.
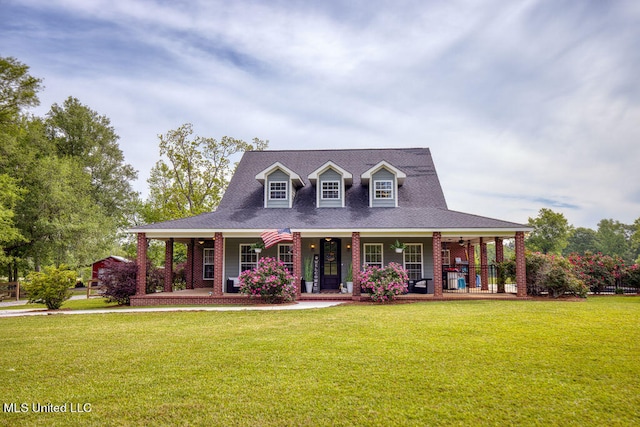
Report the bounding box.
[0,299,344,318]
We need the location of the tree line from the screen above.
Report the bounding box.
[0,56,265,282]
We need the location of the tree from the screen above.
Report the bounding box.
[46,97,139,225]
[526,208,573,255]
[0,174,25,267]
[23,265,76,309]
[143,123,268,222]
[0,56,43,124]
[563,227,598,256]
[595,219,634,262]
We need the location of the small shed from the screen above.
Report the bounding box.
[91,256,130,286]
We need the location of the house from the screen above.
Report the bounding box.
[90,255,130,286]
[128,148,531,305]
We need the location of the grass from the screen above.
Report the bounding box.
[0,297,639,426]
[0,298,120,311]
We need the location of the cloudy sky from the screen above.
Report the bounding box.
[2,0,639,229]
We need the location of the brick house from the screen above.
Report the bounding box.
[129,148,531,305]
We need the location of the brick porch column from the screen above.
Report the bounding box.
[480,237,489,291]
[515,231,527,297]
[136,233,147,295]
[352,232,361,298]
[293,232,302,298]
[467,242,476,289]
[495,237,504,263]
[164,238,174,292]
[213,232,224,296]
[186,239,194,289]
[433,232,443,297]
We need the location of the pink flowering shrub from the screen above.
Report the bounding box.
[623,264,640,289]
[568,252,624,293]
[239,257,297,303]
[360,262,409,302]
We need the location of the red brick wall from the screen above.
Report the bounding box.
[495,237,504,263]
[480,238,488,290]
[352,232,361,297]
[293,232,302,298]
[213,233,224,296]
[164,239,174,292]
[433,232,443,297]
[515,231,527,297]
[193,243,205,288]
[136,233,147,295]
[186,240,194,289]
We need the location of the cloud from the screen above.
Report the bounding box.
[2,0,639,229]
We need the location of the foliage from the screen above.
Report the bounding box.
[595,219,634,263]
[303,257,314,282]
[568,252,624,294]
[23,265,76,309]
[563,227,598,256]
[0,174,25,266]
[360,262,409,302]
[389,240,407,251]
[345,262,353,282]
[238,257,296,303]
[142,123,268,223]
[526,208,573,255]
[0,56,42,124]
[101,259,163,305]
[623,264,640,288]
[524,252,586,298]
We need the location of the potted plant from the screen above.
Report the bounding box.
[345,263,353,293]
[250,241,265,254]
[390,240,407,253]
[303,257,314,293]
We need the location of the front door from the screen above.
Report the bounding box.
[320,238,341,290]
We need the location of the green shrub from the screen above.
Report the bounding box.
[23,265,76,309]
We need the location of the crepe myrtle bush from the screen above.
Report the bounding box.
[239,257,297,303]
[360,262,409,302]
[24,265,76,309]
[101,259,164,305]
[568,252,625,293]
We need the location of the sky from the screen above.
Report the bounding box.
[2,0,639,229]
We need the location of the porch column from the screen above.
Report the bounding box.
[136,233,147,295]
[495,237,504,263]
[515,231,527,297]
[480,237,489,291]
[213,232,224,296]
[186,239,194,289]
[164,238,174,292]
[352,232,361,298]
[433,232,443,297]
[467,242,476,289]
[293,232,302,298]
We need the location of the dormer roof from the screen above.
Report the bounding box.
[255,162,305,187]
[360,161,407,186]
[308,161,353,186]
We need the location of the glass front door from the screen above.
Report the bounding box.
[320,238,341,290]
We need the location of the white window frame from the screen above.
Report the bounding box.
[363,243,384,268]
[403,244,423,280]
[278,244,294,273]
[269,181,288,200]
[321,180,340,200]
[203,248,215,280]
[240,244,258,274]
[374,180,394,199]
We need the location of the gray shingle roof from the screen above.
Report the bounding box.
[132,148,528,232]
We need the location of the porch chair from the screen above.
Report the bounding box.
[411,278,434,294]
[226,277,240,293]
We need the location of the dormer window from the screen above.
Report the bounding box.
[308,161,352,208]
[374,180,393,199]
[361,161,406,208]
[321,181,340,200]
[255,162,304,208]
[269,181,288,200]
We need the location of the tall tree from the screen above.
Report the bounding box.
[45,97,138,224]
[595,219,633,262]
[0,56,42,124]
[563,227,598,256]
[526,208,573,255]
[143,123,267,222]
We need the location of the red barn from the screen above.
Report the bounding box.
[91,256,130,286]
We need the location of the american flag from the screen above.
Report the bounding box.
[261,228,293,249]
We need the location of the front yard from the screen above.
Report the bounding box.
[0,297,638,426]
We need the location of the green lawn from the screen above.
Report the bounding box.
[1,297,638,426]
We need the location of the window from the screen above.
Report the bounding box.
[404,244,423,280]
[321,181,340,199]
[269,181,288,200]
[374,180,393,199]
[203,248,215,279]
[364,243,383,268]
[441,249,451,266]
[278,244,293,273]
[240,244,258,273]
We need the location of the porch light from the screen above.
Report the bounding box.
[325,237,332,242]
[310,243,316,251]
[198,239,205,245]
[458,238,465,247]
[346,244,351,251]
